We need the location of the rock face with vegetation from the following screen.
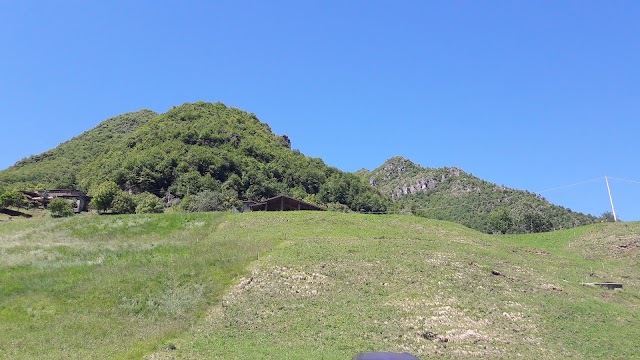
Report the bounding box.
[0,102,389,213]
[359,156,599,233]
[357,156,464,199]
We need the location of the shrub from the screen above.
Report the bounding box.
[183,190,239,213]
[0,190,24,209]
[111,191,136,214]
[135,192,164,214]
[90,181,120,213]
[49,198,74,218]
[326,202,351,213]
[488,208,513,234]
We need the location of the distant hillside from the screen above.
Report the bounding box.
[0,102,388,213]
[0,110,157,189]
[360,156,599,233]
[0,103,602,230]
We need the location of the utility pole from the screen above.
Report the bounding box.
[605,176,617,222]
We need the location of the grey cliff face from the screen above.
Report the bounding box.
[368,157,464,200]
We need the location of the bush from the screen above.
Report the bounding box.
[0,190,24,209]
[135,192,164,214]
[488,208,513,234]
[90,181,120,213]
[183,190,239,213]
[326,202,351,213]
[111,191,136,214]
[600,211,616,222]
[49,198,74,218]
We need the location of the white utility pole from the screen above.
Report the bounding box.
[605,176,618,222]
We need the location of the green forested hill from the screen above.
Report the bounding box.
[0,102,388,212]
[361,156,599,233]
[0,109,157,189]
[0,102,601,229]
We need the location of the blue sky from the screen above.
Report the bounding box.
[1,1,638,220]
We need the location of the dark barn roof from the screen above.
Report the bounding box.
[249,195,326,212]
[46,189,91,199]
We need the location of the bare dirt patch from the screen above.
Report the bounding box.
[386,296,541,357]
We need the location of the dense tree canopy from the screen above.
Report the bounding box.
[0,110,157,191]
[0,102,388,213]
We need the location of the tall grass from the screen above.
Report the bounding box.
[0,212,277,359]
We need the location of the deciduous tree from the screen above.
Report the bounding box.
[488,208,513,234]
[90,181,120,213]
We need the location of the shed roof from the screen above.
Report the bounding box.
[249,195,326,212]
[45,189,90,198]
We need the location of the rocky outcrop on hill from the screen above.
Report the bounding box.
[364,156,464,199]
[357,156,599,233]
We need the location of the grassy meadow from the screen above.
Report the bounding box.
[1,211,638,359]
[0,212,277,359]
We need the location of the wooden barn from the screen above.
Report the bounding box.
[22,189,91,213]
[243,195,325,212]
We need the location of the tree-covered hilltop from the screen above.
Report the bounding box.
[0,102,388,213]
[361,156,600,233]
[0,109,158,189]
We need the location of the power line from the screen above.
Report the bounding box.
[608,176,640,184]
[536,177,604,194]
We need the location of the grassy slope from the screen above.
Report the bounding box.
[1,213,638,359]
[0,212,278,359]
[153,213,639,359]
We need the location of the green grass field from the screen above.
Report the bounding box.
[1,212,638,359]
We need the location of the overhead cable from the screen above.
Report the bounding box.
[536,177,604,194]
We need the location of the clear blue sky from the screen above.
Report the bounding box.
[1,1,638,220]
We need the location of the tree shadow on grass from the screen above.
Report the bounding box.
[0,208,33,218]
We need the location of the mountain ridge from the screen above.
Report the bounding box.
[0,101,600,232]
[359,156,599,233]
[361,156,466,199]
